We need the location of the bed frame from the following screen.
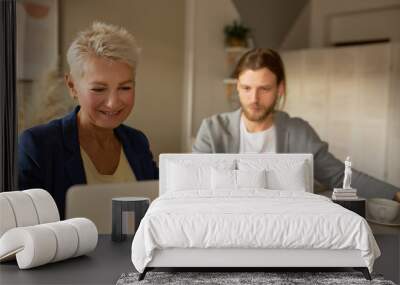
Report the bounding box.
[138,154,371,281]
[140,248,370,280]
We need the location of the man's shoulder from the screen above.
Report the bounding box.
[202,109,241,127]
[275,111,312,131]
[202,110,312,133]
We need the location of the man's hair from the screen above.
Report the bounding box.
[67,22,139,78]
[232,48,286,85]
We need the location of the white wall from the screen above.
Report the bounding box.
[387,43,400,187]
[188,0,240,139]
[282,43,400,187]
[281,0,400,50]
[309,0,400,47]
[280,1,311,50]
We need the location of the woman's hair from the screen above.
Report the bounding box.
[232,48,286,86]
[67,22,139,78]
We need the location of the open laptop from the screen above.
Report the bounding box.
[65,180,158,234]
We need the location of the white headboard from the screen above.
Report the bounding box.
[159,154,314,195]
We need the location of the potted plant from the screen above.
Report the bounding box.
[224,21,250,47]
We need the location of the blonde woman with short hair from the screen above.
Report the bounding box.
[18,22,158,218]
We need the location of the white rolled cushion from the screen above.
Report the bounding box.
[211,168,236,190]
[42,221,79,262]
[236,169,267,189]
[0,192,39,227]
[64,218,98,257]
[0,226,57,269]
[24,189,60,223]
[238,159,308,191]
[0,195,17,238]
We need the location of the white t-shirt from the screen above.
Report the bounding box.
[239,116,277,153]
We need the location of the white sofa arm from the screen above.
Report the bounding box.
[0,189,59,237]
[24,189,60,223]
[0,225,57,268]
[0,218,98,269]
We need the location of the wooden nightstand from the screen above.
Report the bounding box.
[332,198,366,218]
[319,191,366,217]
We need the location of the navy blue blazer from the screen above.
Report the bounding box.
[18,107,159,219]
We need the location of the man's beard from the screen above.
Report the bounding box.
[241,96,278,123]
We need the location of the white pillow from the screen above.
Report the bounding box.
[238,159,308,191]
[237,169,267,189]
[267,166,306,191]
[211,168,236,190]
[166,159,235,191]
[167,162,210,191]
[211,169,267,190]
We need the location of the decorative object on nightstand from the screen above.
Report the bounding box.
[112,197,150,242]
[332,156,358,200]
[331,157,365,217]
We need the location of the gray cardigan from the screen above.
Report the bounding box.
[192,109,399,199]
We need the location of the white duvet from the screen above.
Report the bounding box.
[131,190,380,273]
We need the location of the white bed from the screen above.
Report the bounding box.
[131,154,380,280]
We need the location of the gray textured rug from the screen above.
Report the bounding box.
[116,271,396,285]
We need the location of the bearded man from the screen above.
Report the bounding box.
[192,48,400,201]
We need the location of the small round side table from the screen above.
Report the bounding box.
[112,197,150,242]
